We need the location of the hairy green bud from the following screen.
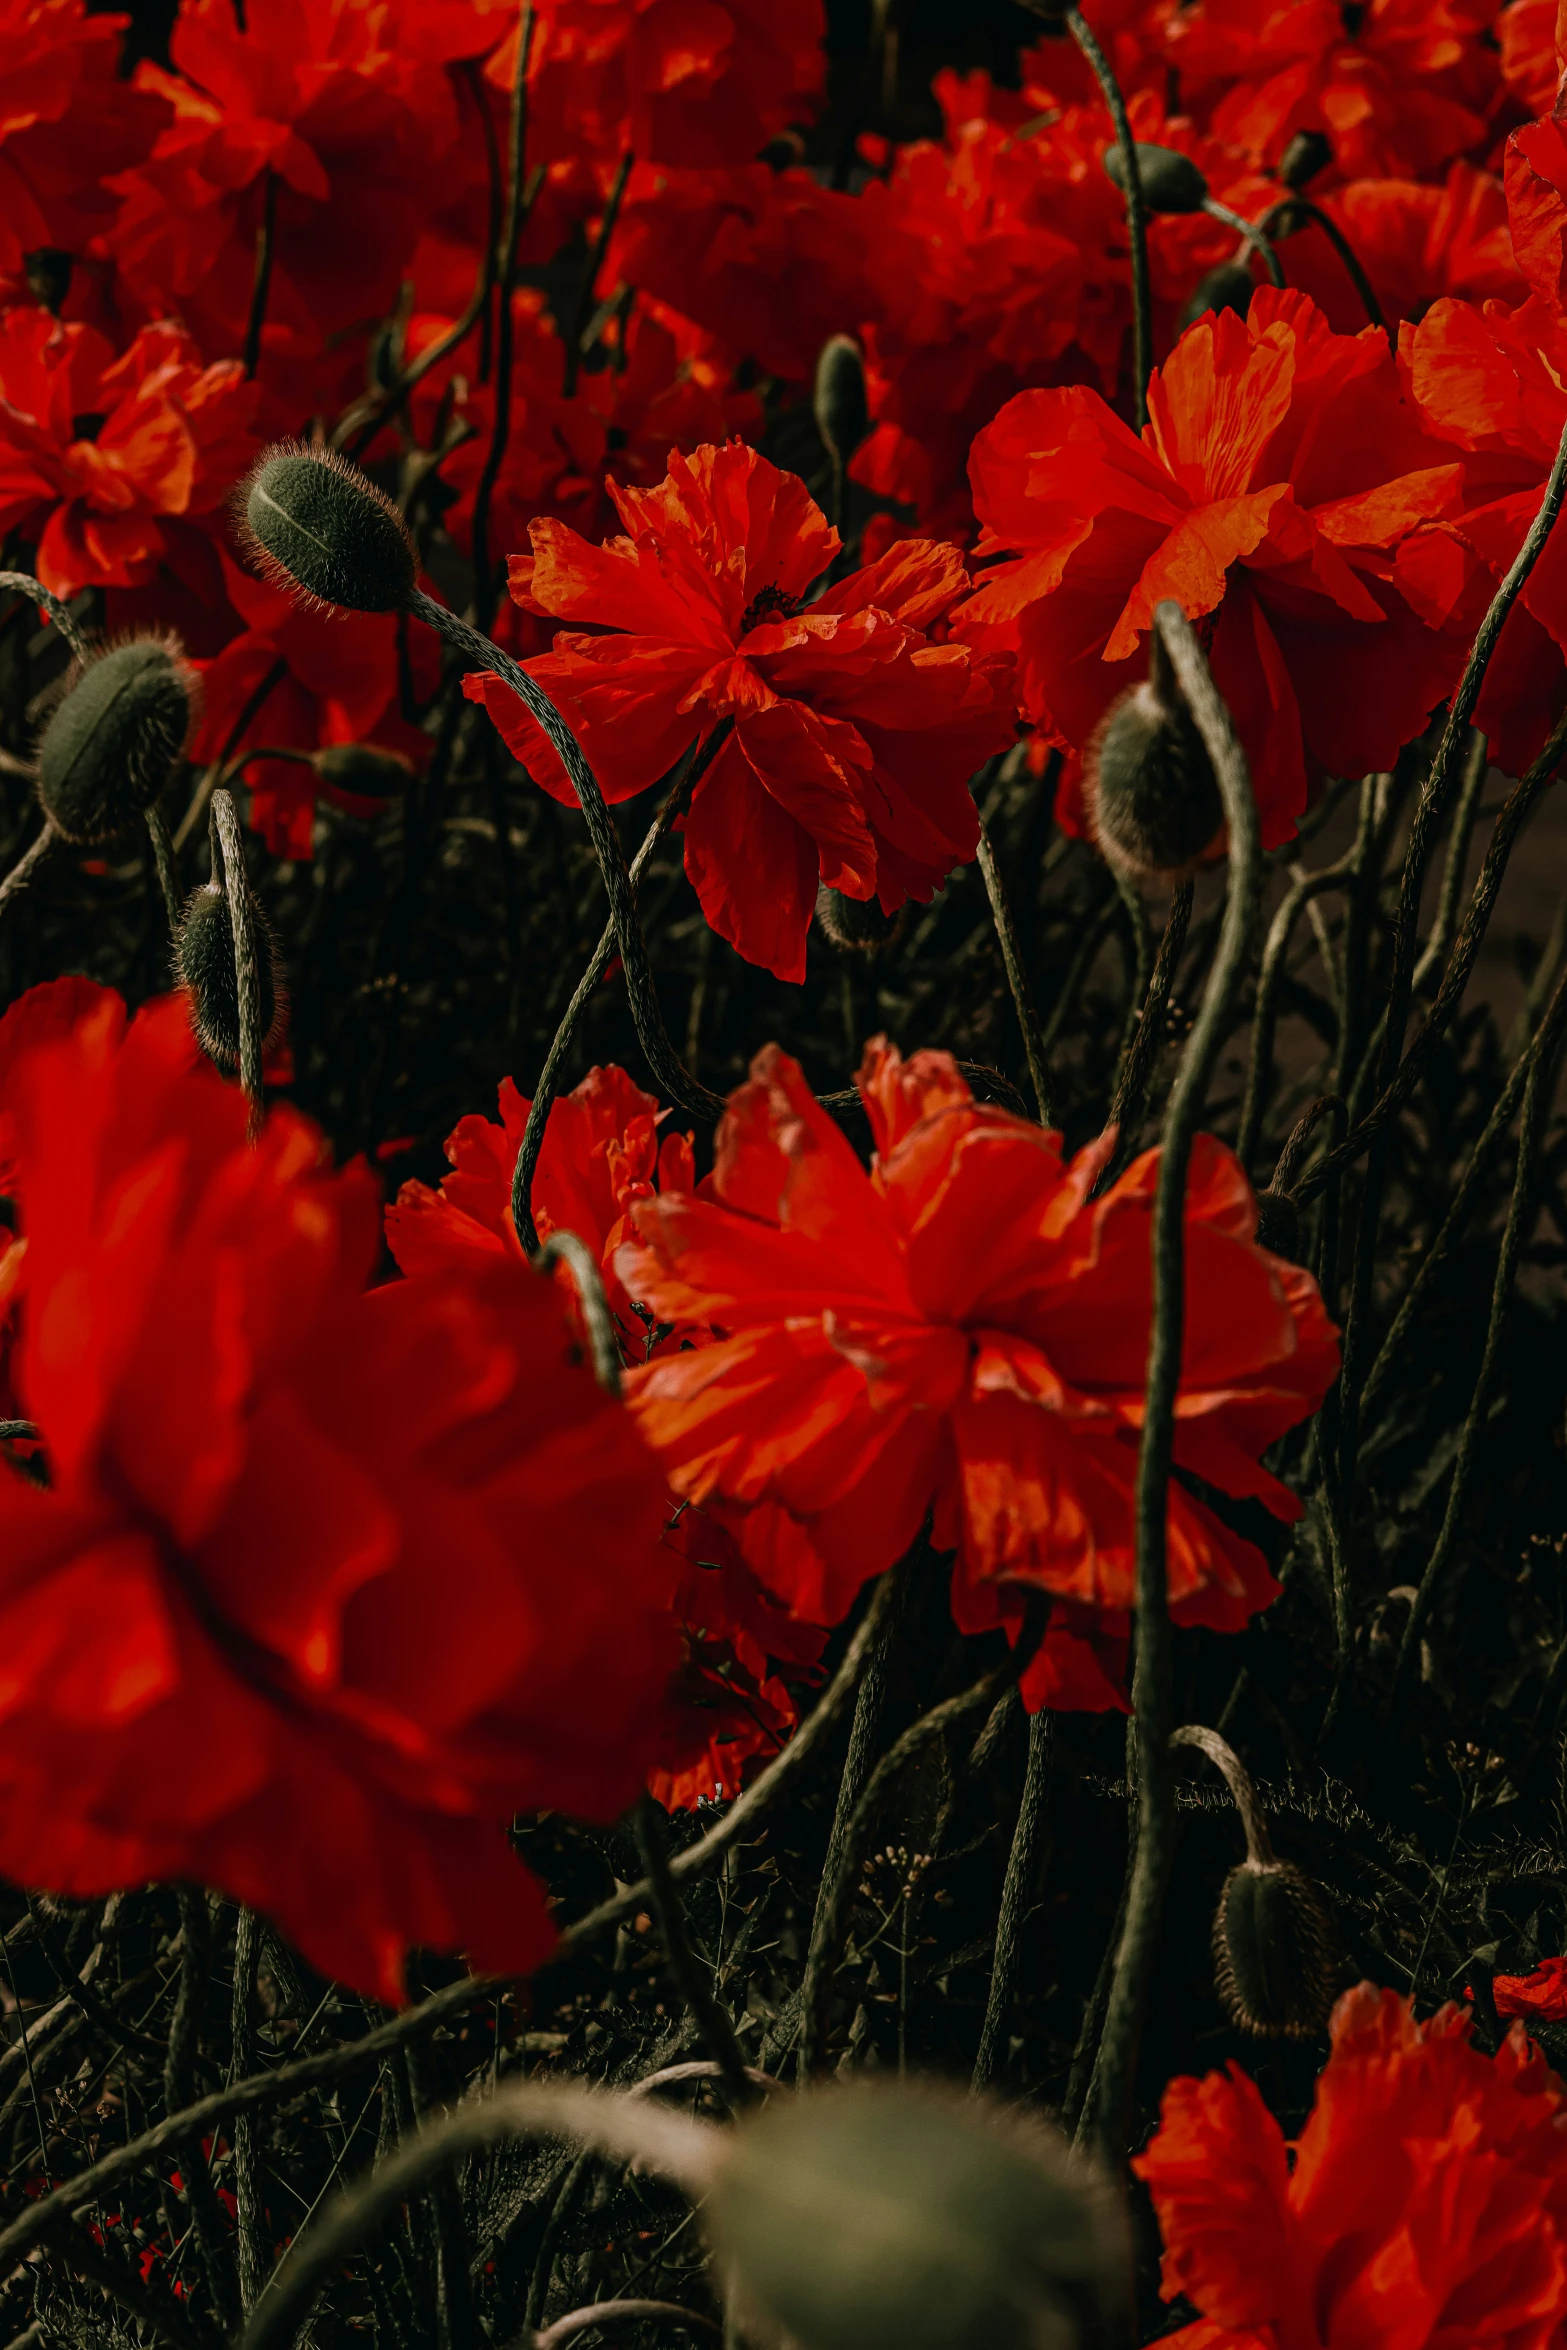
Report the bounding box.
[1179,259,1255,330]
[1279,129,1333,191]
[36,636,195,845]
[1084,675,1223,880]
[1215,1858,1340,2038]
[313,742,414,800]
[1104,141,1209,215]
[708,2083,1127,2350]
[176,879,284,1073]
[815,883,899,956]
[239,442,416,614]
[814,335,870,468]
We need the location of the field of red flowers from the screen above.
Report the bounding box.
[7,0,1567,2342]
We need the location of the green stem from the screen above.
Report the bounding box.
[976,820,1052,1122]
[971,1708,1053,2091]
[1065,9,1151,424]
[211,788,265,1139]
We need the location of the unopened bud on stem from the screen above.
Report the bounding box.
[1083,629,1223,880]
[36,636,196,844]
[239,442,416,614]
[1104,141,1208,214]
[814,336,870,469]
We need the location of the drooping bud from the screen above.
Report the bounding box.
[1279,129,1332,191]
[1103,141,1209,215]
[238,441,416,614]
[1252,1187,1302,1262]
[312,742,414,801]
[175,877,285,1074]
[36,636,196,845]
[1173,1725,1341,2041]
[707,2082,1127,2350]
[1082,634,1223,881]
[814,336,870,469]
[1178,260,1255,330]
[816,883,899,956]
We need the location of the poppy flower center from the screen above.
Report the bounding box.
[740,583,805,635]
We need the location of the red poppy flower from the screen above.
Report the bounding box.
[106,0,446,405]
[1277,162,1523,338]
[385,1060,695,1331]
[1492,1957,1567,2024]
[0,0,169,281]
[958,287,1469,849]
[189,549,436,860]
[1396,291,1567,778]
[615,1039,1338,1713]
[1136,1982,1567,2350]
[1166,0,1499,183]
[464,441,1016,983]
[484,0,826,174]
[0,981,679,2001]
[1498,0,1560,121]
[0,310,258,601]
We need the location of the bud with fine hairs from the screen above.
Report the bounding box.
[706,2080,1128,2350]
[1179,258,1256,330]
[1103,140,1208,214]
[238,441,417,614]
[814,335,870,470]
[313,742,414,801]
[176,868,285,1075]
[1082,626,1224,881]
[815,882,901,956]
[35,635,197,845]
[1173,1724,1341,2038]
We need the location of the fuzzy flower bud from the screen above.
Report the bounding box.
[1179,260,1256,330]
[313,743,414,800]
[1083,636,1223,881]
[707,2082,1127,2350]
[814,335,870,468]
[239,442,416,614]
[36,636,195,844]
[175,878,284,1074]
[1279,130,1333,191]
[1104,142,1209,215]
[815,883,899,956]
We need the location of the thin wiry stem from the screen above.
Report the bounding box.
[1082,601,1261,2166]
[534,1230,623,1394]
[1413,729,1488,990]
[211,789,265,1139]
[562,150,634,399]
[165,1887,236,2327]
[1170,1725,1274,1864]
[0,571,88,662]
[1263,194,1385,332]
[1204,198,1284,285]
[809,1556,913,1963]
[1236,853,1355,1170]
[470,3,538,632]
[1104,877,1194,1164]
[230,1909,268,2318]
[536,2301,720,2348]
[0,826,57,917]
[1063,8,1151,424]
[242,169,278,380]
[971,1707,1053,2092]
[146,805,181,936]
[976,819,1052,1122]
[636,1796,757,2110]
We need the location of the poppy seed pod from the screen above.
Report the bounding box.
[1083,675,1223,881]
[816,882,900,955]
[36,637,195,845]
[1179,259,1256,329]
[1104,141,1209,215]
[313,742,414,800]
[1279,129,1333,191]
[239,442,416,614]
[706,2082,1128,2350]
[814,335,869,468]
[175,880,284,1073]
[1253,1186,1302,1262]
[1215,1857,1341,2038]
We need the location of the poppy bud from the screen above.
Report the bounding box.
[313,742,413,800]
[1083,667,1223,882]
[239,441,416,614]
[814,336,870,468]
[1103,142,1208,215]
[1279,130,1333,191]
[36,636,196,845]
[816,883,899,956]
[175,877,285,1074]
[1215,1857,1340,2039]
[1253,1187,1302,1261]
[707,2082,1127,2350]
[1178,260,1255,330]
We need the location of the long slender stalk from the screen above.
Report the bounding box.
[636,1796,757,2110]
[1104,877,1194,1162]
[211,789,265,1139]
[1236,853,1355,1168]
[146,805,181,936]
[0,826,56,916]
[1263,195,1385,331]
[470,3,537,633]
[230,1909,268,2318]
[1083,601,1260,2166]
[562,149,634,399]
[976,821,1052,1122]
[165,1888,236,2327]
[1064,8,1151,424]
[242,169,278,380]
[0,571,88,662]
[810,1557,912,1957]
[1204,198,1284,285]
[1413,729,1488,990]
[971,1708,1053,2092]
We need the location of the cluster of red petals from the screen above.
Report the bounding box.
[466,441,1016,982]
[0,0,168,285]
[616,1039,1338,1713]
[0,982,680,2001]
[1491,1955,1567,2023]
[1136,1982,1567,2350]
[959,287,1472,848]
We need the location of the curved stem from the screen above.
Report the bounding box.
[511,730,726,1254]
[1170,1724,1274,1864]
[237,2086,719,2350]
[809,1555,912,1961]
[1084,601,1261,2166]
[0,825,57,916]
[636,1795,757,2110]
[1103,877,1194,1167]
[1066,9,1151,425]
[242,168,278,380]
[534,1229,622,1395]
[147,804,181,936]
[536,2301,721,2348]
[409,590,722,1126]
[1204,198,1284,287]
[971,1707,1053,2091]
[1263,195,1384,332]
[562,149,634,400]
[211,788,265,1139]
[976,819,1051,1122]
[1236,853,1355,1169]
[1413,727,1488,991]
[799,1600,1048,2079]
[174,656,288,853]
[470,3,537,632]
[0,571,88,662]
